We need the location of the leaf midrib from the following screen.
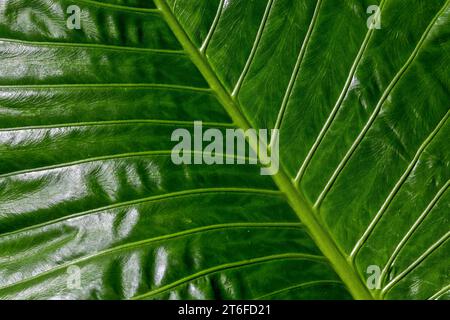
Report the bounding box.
[153,0,373,300]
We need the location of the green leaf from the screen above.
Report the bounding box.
[0,0,448,300]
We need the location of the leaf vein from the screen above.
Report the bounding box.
[314,2,449,208]
[350,110,450,259]
[131,253,327,300]
[271,0,324,148]
[0,224,306,292]
[200,0,225,53]
[294,0,387,183]
[231,0,275,97]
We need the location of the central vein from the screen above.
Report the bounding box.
[153,0,373,300]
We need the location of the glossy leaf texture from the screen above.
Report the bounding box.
[0,0,448,300]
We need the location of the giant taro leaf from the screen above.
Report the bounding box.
[0,0,449,300]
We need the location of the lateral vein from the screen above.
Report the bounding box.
[131,253,327,300]
[350,111,450,260]
[271,0,324,148]
[314,2,449,208]
[378,181,449,289]
[231,0,275,97]
[294,0,387,183]
[0,224,305,292]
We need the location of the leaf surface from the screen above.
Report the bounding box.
[0,0,448,300]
